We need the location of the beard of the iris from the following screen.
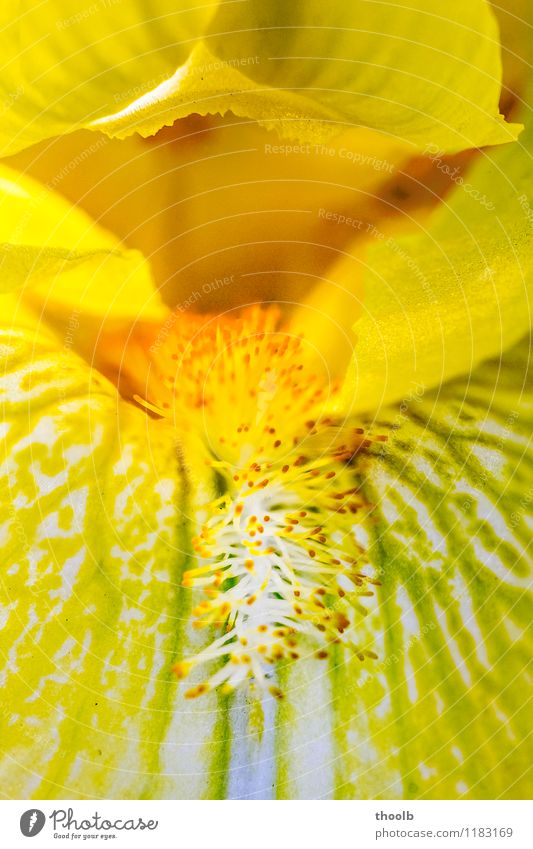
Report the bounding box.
[129,307,385,696]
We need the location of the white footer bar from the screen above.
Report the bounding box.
[1,799,531,848]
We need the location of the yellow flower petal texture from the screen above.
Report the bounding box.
[5,119,413,314]
[0,0,217,155]
[0,317,192,798]
[341,93,533,413]
[0,308,246,799]
[0,162,166,322]
[1,312,530,798]
[0,1,519,156]
[0,0,531,803]
[275,337,532,799]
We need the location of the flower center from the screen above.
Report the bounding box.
[136,307,384,698]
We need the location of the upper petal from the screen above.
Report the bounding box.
[0,0,217,155]
[0,1,519,156]
[337,87,533,413]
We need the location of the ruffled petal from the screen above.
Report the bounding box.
[0,0,216,155]
[0,1,518,155]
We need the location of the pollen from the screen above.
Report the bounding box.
[140,307,382,697]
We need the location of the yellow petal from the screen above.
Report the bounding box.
[0,311,237,798]
[0,2,519,155]
[339,93,533,413]
[0,162,166,323]
[0,1,216,155]
[2,314,531,798]
[93,3,520,152]
[493,0,530,106]
[7,118,412,312]
[276,339,532,799]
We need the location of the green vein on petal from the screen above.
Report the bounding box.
[0,320,197,799]
[270,336,532,799]
[1,287,531,799]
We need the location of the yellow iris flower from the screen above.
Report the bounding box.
[0,1,531,800]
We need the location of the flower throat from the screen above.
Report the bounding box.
[135,307,384,698]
